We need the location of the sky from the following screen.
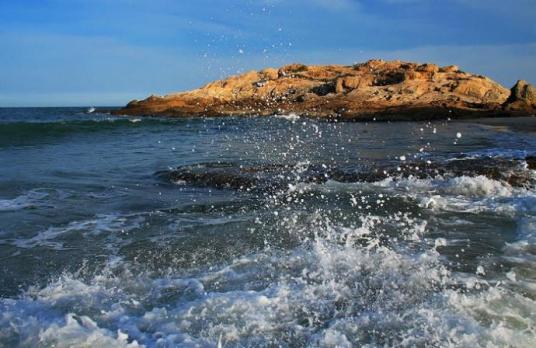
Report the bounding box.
[0,0,535,106]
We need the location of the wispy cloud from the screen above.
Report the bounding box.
[0,0,534,106]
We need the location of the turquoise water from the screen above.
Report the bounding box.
[1,108,536,347]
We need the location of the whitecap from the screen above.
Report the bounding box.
[13,214,144,250]
[2,213,535,346]
[275,113,300,121]
[0,190,48,212]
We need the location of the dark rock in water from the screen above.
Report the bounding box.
[335,157,533,188]
[163,163,261,191]
[164,162,336,192]
[526,156,536,170]
[161,157,535,192]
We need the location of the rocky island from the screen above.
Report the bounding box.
[114,59,536,120]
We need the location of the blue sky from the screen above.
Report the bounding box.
[0,0,535,106]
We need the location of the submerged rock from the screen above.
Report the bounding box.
[161,157,535,192]
[114,60,535,120]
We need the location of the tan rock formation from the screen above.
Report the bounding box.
[114,60,536,120]
[504,80,536,112]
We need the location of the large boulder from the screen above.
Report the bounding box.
[504,80,536,112]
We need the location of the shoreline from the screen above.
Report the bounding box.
[109,108,536,122]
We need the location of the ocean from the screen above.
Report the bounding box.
[0,107,535,347]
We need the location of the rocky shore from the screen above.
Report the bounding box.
[114,60,536,120]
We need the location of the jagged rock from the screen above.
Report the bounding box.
[503,80,536,113]
[114,59,534,120]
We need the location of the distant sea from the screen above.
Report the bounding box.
[1,107,536,347]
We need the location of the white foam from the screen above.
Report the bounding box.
[275,113,300,121]
[281,174,536,218]
[368,175,536,215]
[13,214,144,250]
[375,175,514,198]
[0,190,48,211]
[2,213,535,346]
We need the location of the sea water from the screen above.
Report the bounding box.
[0,108,535,347]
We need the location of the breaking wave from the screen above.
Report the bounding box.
[0,190,50,212]
[1,217,535,347]
[2,111,536,347]
[2,171,536,347]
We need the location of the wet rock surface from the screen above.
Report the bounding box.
[160,157,536,192]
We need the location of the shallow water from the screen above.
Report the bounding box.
[1,108,536,347]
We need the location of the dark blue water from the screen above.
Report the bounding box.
[1,108,536,347]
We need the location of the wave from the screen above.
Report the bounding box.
[1,213,534,347]
[2,163,536,345]
[0,117,192,146]
[11,213,145,250]
[3,115,536,345]
[274,113,301,121]
[370,175,536,215]
[0,190,49,212]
